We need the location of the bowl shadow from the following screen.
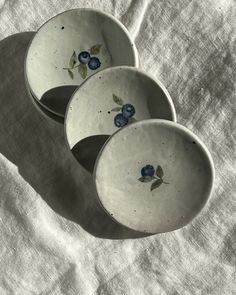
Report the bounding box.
[28,90,65,124]
[71,135,110,174]
[40,85,78,117]
[0,32,150,239]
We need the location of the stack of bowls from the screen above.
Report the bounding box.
[25,9,214,234]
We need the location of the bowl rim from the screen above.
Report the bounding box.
[24,8,139,115]
[93,118,215,234]
[64,65,177,151]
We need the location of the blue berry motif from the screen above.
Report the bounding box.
[114,113,128,128]
[141,165,155,177]
[78,51,91,64]
[63,44,102,79]
[88,57,101,70]
[111,94,137,127]
[122,104,135,118]
[138,164,169,191]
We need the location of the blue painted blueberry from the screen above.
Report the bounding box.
[114,113,128,128]
[88,57,101,70]
[141,165,155,177]
[122,104,135,118]
[78,51,90,64]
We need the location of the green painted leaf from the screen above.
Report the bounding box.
[151,179,163,191]
[111,107,122,112]
[69,51,77,68]
[113,94,123,106]
[78,64,87,79]
[128,117,137,124]
[90,44,102,54]
[68,69,74,79]
[138,176,154,183]
[156,165,164,178]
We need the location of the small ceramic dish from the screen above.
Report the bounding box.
[93,119,214,234]
[25,8,139,117]
[65,66,176,172]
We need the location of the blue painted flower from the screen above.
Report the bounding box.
[88,57,101,70]
[114,113,128,127]
[141,165,155,177]
[78,51,91,64]
[122,104,135,118]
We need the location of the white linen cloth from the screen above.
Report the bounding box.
[0,0,235,294]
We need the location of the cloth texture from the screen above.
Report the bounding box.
[0,0,235,294]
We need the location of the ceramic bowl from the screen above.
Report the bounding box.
[25,8,139,117]
[65,66,176,172]
[93,119,214,234]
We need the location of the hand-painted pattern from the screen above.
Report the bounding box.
[138,164,169,191]
[111,94,137,128]
[63,44,102,79]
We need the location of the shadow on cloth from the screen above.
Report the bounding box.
[0,32,150,239]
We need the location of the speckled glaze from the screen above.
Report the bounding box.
[25,8,139,117]
[65,66,176,172]
[93,119,215,234]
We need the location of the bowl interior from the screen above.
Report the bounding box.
[26,9,138,116]
[94,120,214,233]
[66,66,176,149]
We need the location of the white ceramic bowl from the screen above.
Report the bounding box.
[65,66,176,172]
[93,119,215,234]
[25,8,139,117]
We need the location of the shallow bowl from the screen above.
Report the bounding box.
[25,8,139,117]
[65,66,176,172]
[93,119,214,234]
